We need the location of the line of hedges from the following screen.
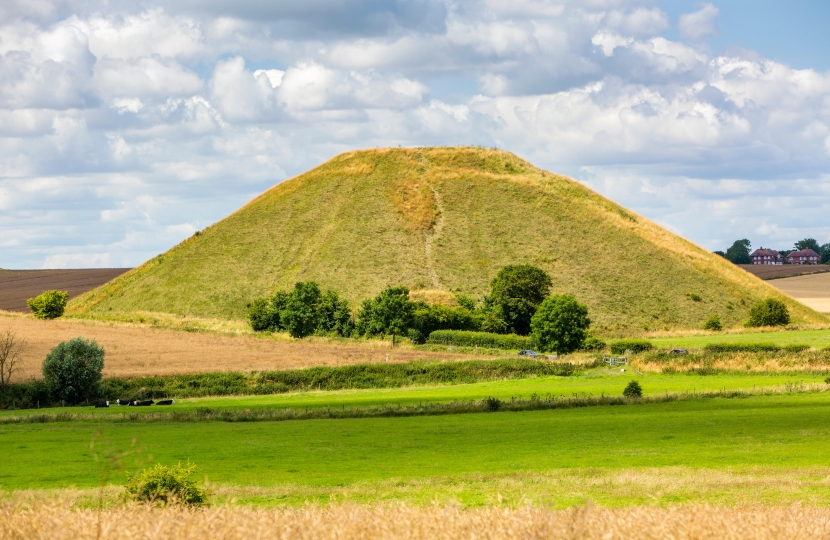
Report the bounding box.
[609,339,654,355]
[1,358,577,408]
[427,330,532,350]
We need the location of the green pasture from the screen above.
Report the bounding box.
[3,392,830,505]
[1,370,823,419]
[648,328,830,350]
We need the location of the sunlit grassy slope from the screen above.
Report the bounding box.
[68,147,826,332]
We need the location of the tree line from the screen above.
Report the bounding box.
[717,238,830,264]
[248,265,592,353]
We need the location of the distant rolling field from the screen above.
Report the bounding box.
[0,268,130,312]
[737,264,830,280]
[769,272,830,313]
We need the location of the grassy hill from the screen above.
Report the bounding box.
[68,147,826,333]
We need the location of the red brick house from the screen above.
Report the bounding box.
[750,247,782,265]
[787,248,820,265]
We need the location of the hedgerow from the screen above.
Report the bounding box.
[427,330,531,350]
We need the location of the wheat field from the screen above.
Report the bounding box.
[0,311,485,380]
[2,503,829,540]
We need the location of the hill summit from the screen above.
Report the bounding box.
[69,147,825,332]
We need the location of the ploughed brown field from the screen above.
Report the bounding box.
[0,312,487,381]
[0,268,130,312]
[737,264,830,280]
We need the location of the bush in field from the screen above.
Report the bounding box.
[489,265,552,335]
[27,290,68,320]
[582,335,606,351]
[317,290,354,337]
[281,282,323,338]
[609,339,653,355]
[124,463,207,506]
[42,337,104,404]
[412,304,479,336]
[427,330,531,350]
[623,380,642,398]
[746,298,790,327]
[407,328,426,344]
[703,314,722,331]
[247,290,289,332]
[356,287,414,342]
[530,295,590,354]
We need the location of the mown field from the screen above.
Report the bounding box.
[648,327,830,349]
[3,391,830,505]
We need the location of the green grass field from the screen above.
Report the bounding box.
[1,370,823,419]
[67,147,826,332]
[4,392,830,508]
[649,328,830,349]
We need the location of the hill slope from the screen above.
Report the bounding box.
[68,147,826,332]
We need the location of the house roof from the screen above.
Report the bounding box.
[750,248,781,257]
[787,248,820,258]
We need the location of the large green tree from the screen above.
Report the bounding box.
[489,265,552,335]
[281,282,323,338]
[725,239,752,264]
[42,337,105,404]
[530,295,591,354]
[821,243,830,264]
[795,238,820,253]
[356,287,415,343]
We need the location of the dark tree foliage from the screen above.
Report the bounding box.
[713,250,726,258]
[794,238,820,253]
[746,298,790,327]
[489,265,552,335]
[281,282,323,338]
[317,290,354,337]
[42,337,105,404]
[821,243,830,264]
[356,287,415,341]
[725,239,751,264]
[623,380,643,398]
[247,290,290,331]
[412,304,479,337]
[529,295,590,354]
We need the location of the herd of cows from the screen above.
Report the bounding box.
[94,399,174,408]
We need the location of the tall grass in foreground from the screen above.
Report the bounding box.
[3,503,830,539]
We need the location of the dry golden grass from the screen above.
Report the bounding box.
[770,273,830,313]
[3,502,830,540]
[633,351,830,373]
[0,311,486,381]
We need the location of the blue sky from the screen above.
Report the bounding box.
[1,0,829,268]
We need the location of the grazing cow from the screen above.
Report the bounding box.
[116,399,132,406]
[134,400,154,406]
[94,401,109,408]
[156,399,174,405]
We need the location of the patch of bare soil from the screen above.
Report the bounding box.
[0,269,130,312]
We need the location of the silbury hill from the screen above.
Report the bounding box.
[68,147,826,333]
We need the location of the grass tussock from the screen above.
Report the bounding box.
[3,503,830,539]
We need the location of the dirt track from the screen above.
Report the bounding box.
[0,313,487,381]
[0,268,130,312]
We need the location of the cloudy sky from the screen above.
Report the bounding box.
[2,0,830,269]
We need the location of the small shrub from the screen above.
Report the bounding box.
[609,339,653,355]
[623,380,642,398]
[124,463,207,506]
[427,330,531,350]
[686,292,702,302]
[407,328,426,345]
[27,290,68,320]
[703,314,722,331]
[582,335,606,351]
[484,397,502,411]
[825,376,830,385]
[783,344,810,353]
[745,298,790,327]
[42,337,105,405]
